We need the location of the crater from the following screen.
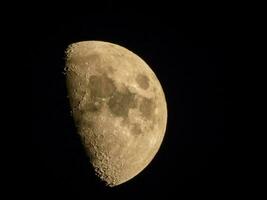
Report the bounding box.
[139,97,154,119]
[107,88,137,117]
[89,74,116,98]
[136,74,149,90]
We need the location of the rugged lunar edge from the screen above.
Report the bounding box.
[65,41,167,186]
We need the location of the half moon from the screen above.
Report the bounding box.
[65,41,167,186]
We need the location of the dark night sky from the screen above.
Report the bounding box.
[31,8,225,199]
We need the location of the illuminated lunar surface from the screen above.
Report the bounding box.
[65,41,167,186]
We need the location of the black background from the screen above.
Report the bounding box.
[31,7,225,199]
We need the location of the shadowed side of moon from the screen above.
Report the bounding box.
[65,41,167,186]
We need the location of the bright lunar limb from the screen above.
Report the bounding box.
[65,41,167,186]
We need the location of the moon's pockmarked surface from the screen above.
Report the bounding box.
[65,41,167,186]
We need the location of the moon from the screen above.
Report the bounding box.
[65,41,167,186]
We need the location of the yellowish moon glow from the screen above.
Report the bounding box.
[65,41,167,186]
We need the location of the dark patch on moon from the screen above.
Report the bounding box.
[107,88,137,117]
[83,119,94,129]
[89,75,116,98]
[139,97,154,119]
[107,66,115,74]
[136,74,149,90]
[87,102,102,112]
[131,123,142,135]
